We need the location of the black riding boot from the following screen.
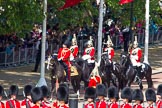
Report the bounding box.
[134,66,142,83]
[59,61,69,82]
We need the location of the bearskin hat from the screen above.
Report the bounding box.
[24,85,33,97]
[0,85,4,96]
[59,83,69,104]
[57,86,68,102]
[8,85,19,96]
[84,87,96,100]
[121,87,132,103]
[96,84,107,97]
[157,84,162,96]
[132,89,144,103]
[41,85,50,98]
[145,88,156,102]
[63,40,71,48]
[31,87,43,104]
[108,86,119,101]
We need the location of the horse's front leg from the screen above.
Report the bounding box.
[50,77,56,101]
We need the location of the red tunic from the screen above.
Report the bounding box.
[157,100,162,108]
[83,47,95,61]
[104,47,115,61]
[88,76,102,88]
[6,99,21,108]
[31,105,41,108]
[0,102,5,108]
[108,102,118,108]
[120,103,132,108]
[130,48,142,63]
[96,100,107,108]
[21,99,33,107]
[146,105,153,108]
[42,101,51,108]
[84,103,94,108]
[133,104,143,108]
[52,101,69,108]
[70,45,79,58]
[58,48,71,67]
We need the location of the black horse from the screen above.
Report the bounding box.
[120,53,153,89]
[99,53,118,88]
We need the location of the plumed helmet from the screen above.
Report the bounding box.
[106,35,113,46]
[108,86,119,101]
[41,85,50,98]
[72,34,77,45]
[8,85,19,96]
[63,40,71,48]
[96,84,107,97]
[0,85,4,96]
[24,85,33,97]
[157,84,162,96]
[57,86,68,102]
[132,89,144,103]
[121,87,132,102]
[84,87,96,100]
[145,88,156,102]
[87,40,93,46]
[133,36,138,45]
[31,87,43,104]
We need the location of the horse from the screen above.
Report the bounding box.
[120,53,153,89]
[46,54,82,99]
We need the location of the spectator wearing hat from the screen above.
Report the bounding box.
[21,85,34,108]
[58,40,71,82]
[84,87,96,108]
[132,89,143,108]
[53,86,69,108]
[157,84,162,108]
[88,64,102,88]
[41,85,51,108]
[70,34,79,61]
[108,86,119,108]
[0,85,5,108]
[31,87,43,108]
[145,88,156,108]
[6,85,20,108]
[120,87,132,108]
[96,84,107,108]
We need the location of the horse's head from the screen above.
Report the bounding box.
[46,54,59,70]
[120,53,131,67]
[101,53,111,66]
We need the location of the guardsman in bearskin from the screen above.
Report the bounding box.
[132,89,144,108]
[103,35,115,64]
[6,85,20,108]
[41,86,51,108]
[0,85,5,108]
[70,34,79,61]
[53,86,69,108]
[108,86,119,108]
[157,84,162,108]
[82,36,95,71]
[58,40,71,82]
[145,88,156,108]
[84,87,96,108]
[31,87,43,108]
[88,63,102,88]
[21,85,34,108]
[130,36,142,82]
[121,87,132,108]
[95,84,107,108]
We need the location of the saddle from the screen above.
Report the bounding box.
[70,66,78,76]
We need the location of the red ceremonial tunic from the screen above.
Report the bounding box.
[84,103,94,108]
[31,105,41,108]
[130,47,142,63]
[96,100,107,108]
[42,101,51,108]
[133,104,143,108]
[120,103,132,108]
[157,100,162,108]
[88,76,102,88]
[146,104,153,108]
[83,47,95,61]
[104,47,115,61]
[58,47,71,67]
[108,102,118,108]
[70,45,79,58]
[0,101,5,108]
[6,99,21,108]
[52,101,69,108]
[21,99,33,107]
